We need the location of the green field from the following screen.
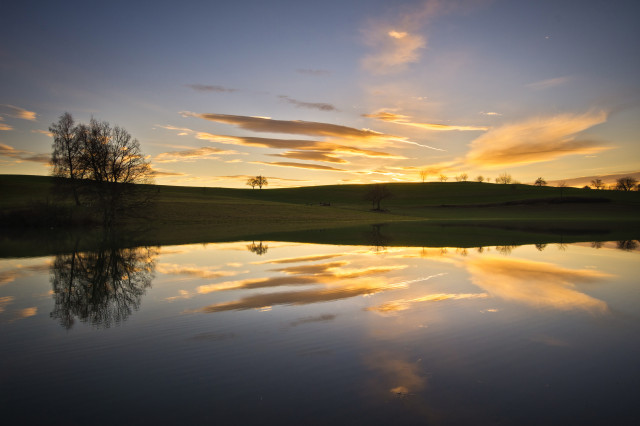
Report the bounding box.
[1,174,639,256]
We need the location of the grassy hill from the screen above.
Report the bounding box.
[1,174,639,254]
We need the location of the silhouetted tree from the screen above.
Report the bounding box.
[476,175,484,182]
[590,179,605,190]
[616,176,638,191]
[419,169,429,183]
[247,175,268,189]
[49,113,154,226]
[439,174,448,182]
[455,173,468,182]
[50,112,84,205]
[496,173,512,184]
[534,177,546,186]
[364,184,393,210]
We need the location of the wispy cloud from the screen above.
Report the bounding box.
[149,168,187,177]
[365,110,488,131]
[268,150,349,164]
[480,111,502,116]
[250,161,347,172]
[0,143,50,163]
[0,123,13,131]
[465,110,609,168]
[360,0,467,74]
[278,95,338,112]
[155,146,240,163]
[185,84,237,93]
[31,129,53,137]
[183,111,385,140]
[296,68,331,76]
[183,111,444,151]
[526,76,571,90]
[0,104,37,121]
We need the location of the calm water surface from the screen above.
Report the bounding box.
[1,240,639,425]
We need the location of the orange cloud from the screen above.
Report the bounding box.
[0,143,50,163]
[0,104,37,120]
[250,161,347,172]
[369,292,488,313]
[268,150,349,164]
[154,146,240,163]
[465,110,609,168]
[365,110,487,131]
[183,111,385,139]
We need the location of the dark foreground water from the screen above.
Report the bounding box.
[1,240,639,425]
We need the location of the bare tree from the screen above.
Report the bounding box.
[496,173,512,184]
[50,113,84,205]
[476,175,484,183]
[439,174,448,182]
[534,177,546,186]
[419,169,429,183]
[247,175,268,189]
[49,113,154,227]
[590,178,605,190]
[364,184,393,210]
[455,173,468,182]
[616,176,638,191]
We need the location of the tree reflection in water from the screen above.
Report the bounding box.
[49,241,157,329]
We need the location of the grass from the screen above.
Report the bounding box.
[1,174,639,256]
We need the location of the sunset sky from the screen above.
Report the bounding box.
[1,0,638,187]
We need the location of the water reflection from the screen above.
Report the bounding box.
[466,257,610,313]
[50,242,157,328]
[247,241,269,255]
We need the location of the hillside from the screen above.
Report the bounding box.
[1,174,639,254]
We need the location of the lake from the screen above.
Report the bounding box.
[1,238,638,425]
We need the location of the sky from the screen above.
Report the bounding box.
[1,0,639,188]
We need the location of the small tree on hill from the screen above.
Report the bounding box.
[455,173,468,182]
[419,169,429,183]
[496,173,512,184]
[439,174,448,182]
[616,176,638,191]
[476,175,484,183]
[534,177,546,186]
[364,184,393,211]
[247,175,268,189]
[590,179,605,190]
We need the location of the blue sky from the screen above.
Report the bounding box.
[1,0,639,187]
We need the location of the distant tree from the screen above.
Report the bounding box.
[582,185,591,189]
[455,173,468,182]
[476,175,484,183]
[485,177,491,183]
[49,113,154,227]
[496,173,512,184]
[364,184,393,210]
[419,169,429,183]
[247,175,268,189]
[558,181,567,200]
[439,174,448,182]
[616,176,638,191]
[534,177,546,186]
[590,179,605,190]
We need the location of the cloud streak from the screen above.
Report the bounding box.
[186,84,237,93]
[465,110,609,168]
[154,146,241,163]
[279,95,338,111]
[365,110,488,131]
[0,104,37,120]
[250,161,347,171]
[184,112,444,151]
[0,143,50,164]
